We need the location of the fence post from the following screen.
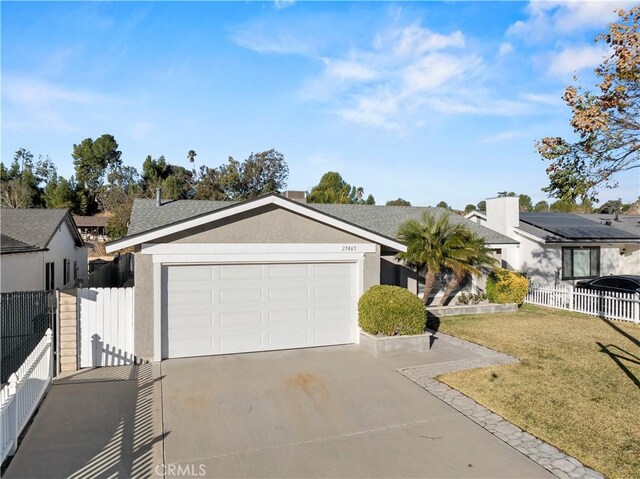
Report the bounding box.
[7,373,18,456]
[635,293,640,324]
[45,329,54,380]
[568,285,574,311]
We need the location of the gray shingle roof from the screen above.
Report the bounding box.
[0,234,41,254]
[579,214,640,236]
[127,197,517,245]
[0,208,81,254]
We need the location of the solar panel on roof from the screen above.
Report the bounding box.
[520,213,640,240]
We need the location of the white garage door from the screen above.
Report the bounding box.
[163,262,357,358]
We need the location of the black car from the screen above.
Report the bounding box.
[576,275,640,294]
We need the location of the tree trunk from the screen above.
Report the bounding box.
[439,272,463,306]
[422,270,437,305]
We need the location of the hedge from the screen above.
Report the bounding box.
[358,285,425,336]
[486,268,529,305]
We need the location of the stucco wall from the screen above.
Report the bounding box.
[44,221,88,288]
[132,205,383,360]
[514,233,640,286]
[0,221,88,293]
[0,252,44,292]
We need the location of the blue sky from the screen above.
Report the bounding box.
[2,1,638,208]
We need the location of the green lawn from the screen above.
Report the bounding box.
[430,304,640,479]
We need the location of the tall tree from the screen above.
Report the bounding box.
[43,176,76,209]
[140,155,193,200]
[195,149,288,200]
[97,165,140,212]
[477,200,486,211]
[72,134,122,207]
[1,148,56,208]
[534,200,550,212]
[386,198,411,206]
[307,172,358,204]
[537,7,639,201]
[436,201,450,209]
[396,211,471,305]
[464,204,476,214]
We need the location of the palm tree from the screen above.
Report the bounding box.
[396,211,471,305]
[438,232,498,306]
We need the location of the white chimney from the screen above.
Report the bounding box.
[486,196,519,237]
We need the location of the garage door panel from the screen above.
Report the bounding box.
[168,265,213,281]
[219,288,262,304]
[314,306,351,321]
[164,262,357,359]
[314,285,352,300]
[167,290,213,305]
[268,286,310,301]
[219,265,263,280]
[167,313,213,329]
[219,333,263,352]
[268,309,308,323]
[267,264,309,279]
[313,263,352,277]
[268,330,309,348]
[218,311,263,327]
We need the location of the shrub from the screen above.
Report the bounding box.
[358,285,425,336]
[457,292,487,305]
[486,268,529,305]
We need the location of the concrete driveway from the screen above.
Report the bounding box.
[161,345,551,478]
[6,345,552,478]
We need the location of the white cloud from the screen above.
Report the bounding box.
[323,59,378,82]
[520,92,563,106]
[507,1,631,41]
[3,76,96,108]
[381,25,466,57]
[2,75,122,133]
[547,44,610,76]
[297,24,485,129]
[480,130,526,144]
[231,29,311,55]
[498,42,513,57]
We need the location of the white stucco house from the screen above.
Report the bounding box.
[0,209,88,293]
[104,192,516,362]
[465,197,640,286]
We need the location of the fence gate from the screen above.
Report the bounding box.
[0,291,56,384]
[77,287,135,368]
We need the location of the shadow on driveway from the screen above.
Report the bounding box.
[4,364,165,479]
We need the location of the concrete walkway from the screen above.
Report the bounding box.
[4,364,164,479]
[5,338,555,479]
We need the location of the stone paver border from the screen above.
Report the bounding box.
[399,329,604,479]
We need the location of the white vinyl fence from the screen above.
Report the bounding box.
[526,284,640,323]
[1,329,53,464]
[78,288,135,368]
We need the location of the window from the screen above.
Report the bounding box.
[45,262,55,290]
[63,259,71,285]
[73,261,78,280]
[562,247,600,280]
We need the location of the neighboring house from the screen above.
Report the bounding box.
[106,192,515,362]
[73,215,110,242]
[465,197,640,286]
[0,209,88,293]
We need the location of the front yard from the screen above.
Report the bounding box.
[429,304,640,479]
